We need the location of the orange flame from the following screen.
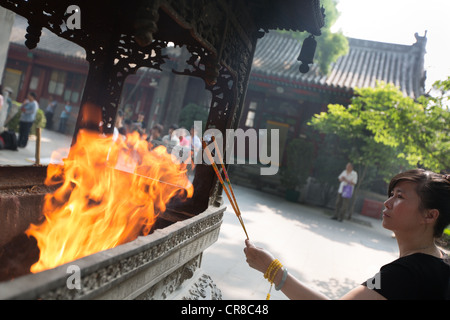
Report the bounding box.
[26,129,193,273]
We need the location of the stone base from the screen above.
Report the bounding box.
[134,254,222,300]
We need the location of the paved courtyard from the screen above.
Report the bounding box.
[201,185,397,300]
[0,128,72,166]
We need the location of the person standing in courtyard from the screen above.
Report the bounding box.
[244,169,450,300]
[332,162,358,222]
[58,101,72,134]
[18,92,39,148]
[0,85,5,130]
[45,96,58,130]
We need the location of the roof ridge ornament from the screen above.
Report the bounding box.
[297,34,316,74]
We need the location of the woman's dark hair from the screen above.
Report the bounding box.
[388,169,450,238]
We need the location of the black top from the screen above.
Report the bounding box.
[363,253,450,300]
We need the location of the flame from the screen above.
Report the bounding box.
[26,129,193,273]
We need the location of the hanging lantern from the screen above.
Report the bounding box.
[297,34,317,73]
[24,22,42,50]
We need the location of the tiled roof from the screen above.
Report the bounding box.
[9,15,184,64]
[9,14,86,59]
[10,14,426,100]
[251,31,427,99]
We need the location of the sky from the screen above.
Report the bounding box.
[331,0,450,91]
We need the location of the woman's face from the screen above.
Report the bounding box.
[382,181,426,233]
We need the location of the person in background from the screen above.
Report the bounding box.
[184,126,202,160]
[148,123,163,142]
[162,123,179,147]
[18,92,39,148]
[3,87,13,125]
[58,101,72,134]
[122,119,132,136]
[112,110,124,141]
[45,96,58,130]
[0,85,5,130]
[332,162,358,222]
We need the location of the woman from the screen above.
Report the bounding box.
[18,92,39,148]
[244,169,450,299]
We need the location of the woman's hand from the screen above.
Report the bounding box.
[243,239,276,274]
[244,239,331,300]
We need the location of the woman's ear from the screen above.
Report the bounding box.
[423,209,439,224]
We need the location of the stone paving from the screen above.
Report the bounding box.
[201,185,398,300]
[0,128,72,166]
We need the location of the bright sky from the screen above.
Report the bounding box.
[331,0,450,91]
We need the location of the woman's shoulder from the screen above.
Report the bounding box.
[376,253,449,299]
[395,252,449,264]
[389,253,450,278]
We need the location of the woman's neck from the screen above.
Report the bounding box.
[395,232,441,258]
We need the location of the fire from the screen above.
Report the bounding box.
[26,129,193,273]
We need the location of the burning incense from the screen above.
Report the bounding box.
[202,140,249,239]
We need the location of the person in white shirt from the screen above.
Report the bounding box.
[162,124,180,148]
[332,162,358,222]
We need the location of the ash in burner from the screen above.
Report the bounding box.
[0,234,39,282]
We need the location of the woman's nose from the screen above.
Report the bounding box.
[384,197,392,209]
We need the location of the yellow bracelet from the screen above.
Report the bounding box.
[269,263,282,283]
[264,259,280,279]
[264,259,283,300]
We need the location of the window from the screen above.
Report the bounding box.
[245,101,258,127]
[48,70,67,96]
[29,67,45,91]
[63,72,85,103]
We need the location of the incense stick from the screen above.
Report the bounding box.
[202,140,249,239]
[211,137,241,215]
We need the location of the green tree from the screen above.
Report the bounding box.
[280,138,314,189]
[353,81,450,172]
[308,85,413,216]
[278,0,349,75]
[310,133,348,206]
[178,103,208,131]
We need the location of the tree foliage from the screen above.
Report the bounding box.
[178,103,208,131]
[309,99,411,188]
[354,82,449,172]
[280,138,314,190]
